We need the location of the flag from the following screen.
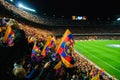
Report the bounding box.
[31,41,42,62]
[56,29,75,68]
[52,53,61,69]
[4,26,14,46]
[4,26,11,42]
[53,54,63,79]
[28,36,36,43]
[41,36,56,58]
[54,61,62,70]
[54,61,63,79]
[55,38,61,51]
[99,68,105,76]
[51,36,56,48]
[91,74,100,80]
[0,27,2,32]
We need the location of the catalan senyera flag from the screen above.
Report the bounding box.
[56,29,75,68]
[4,26,14,46]
[31,41,42,62]
[41,36,56,58]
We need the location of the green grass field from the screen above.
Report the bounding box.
[75,40,120,79]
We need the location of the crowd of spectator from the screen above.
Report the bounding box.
[0,0,51,25]
[74,36,120,40]
[0,17,117,80]
[50,26,120,35]
[17,22,120,40]
[0,1,119,79]
[19,23,52,37]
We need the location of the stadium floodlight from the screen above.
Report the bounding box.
[77,16,82,20]
[10,0,13,1]
[18,3,36,12]
[117,18,120,21]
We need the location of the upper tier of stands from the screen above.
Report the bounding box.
[0,0,120,27]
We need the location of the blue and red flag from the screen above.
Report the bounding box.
[4,26,14,46]
[31,41,42,62]
[51,36,56,48]
[56,29,75,68]
[41,36,56,58]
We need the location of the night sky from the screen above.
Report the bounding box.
[13,0,120,18]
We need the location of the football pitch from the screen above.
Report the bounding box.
[75,40,120,79]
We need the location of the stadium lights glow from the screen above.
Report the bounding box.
[18,3,36,12]
[117,18,120,21]
[77,16,82,20]
[10,0,13,2]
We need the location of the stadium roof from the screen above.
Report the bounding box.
[8,0,120,19]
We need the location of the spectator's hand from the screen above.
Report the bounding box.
[44,61,50,68]
[34,65,39,70]
[27,64,31,68]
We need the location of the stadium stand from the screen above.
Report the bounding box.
[0,0,119,80]
[0,17,117,80]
